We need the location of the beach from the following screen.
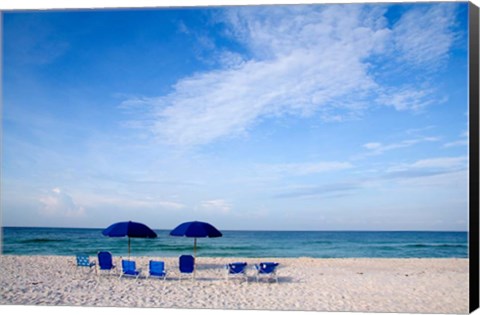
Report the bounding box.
[0,255,469,313]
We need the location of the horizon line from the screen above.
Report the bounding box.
[1,225,469,233]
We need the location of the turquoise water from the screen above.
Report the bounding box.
[1,227,468,258]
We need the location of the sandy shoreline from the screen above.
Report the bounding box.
[0,255,469,313]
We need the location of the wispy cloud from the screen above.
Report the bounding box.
[361,136,439,156]
[408,156,467,169]
[122,5,388,146]
[78,193,186,211]
[197,199,231,214]
[275,155,467,199]
[391,3,458,68]
[444,140,468,148]
[385,156,467,179]
[274,182,360,199]
[376,87,442,111]
[444,130,469,148]
[120,3,460,147]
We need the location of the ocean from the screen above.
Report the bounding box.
[1,227,468,258]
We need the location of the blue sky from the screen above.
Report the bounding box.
[1,2,470,231]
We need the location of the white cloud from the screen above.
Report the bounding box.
[409,156,468,170]
[392,3,458,68]
[363,142,382,150]
[444,140,468,148]
[198,199,231,214]
[147,49,378,146]
[78,193,186,211]
[383,167,468,192]
[377,87,439,111]
[121,4,460,147]
[39,188,85,218]
[386,156,468,175]
[217,50,246,68]
[361,136,439,156]
[221,5,390,59]
[157,200,186,210]
[123,5,388,146]
[444,130,469,148]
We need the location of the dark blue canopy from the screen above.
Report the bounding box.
[102,221,157,238]
[170,221,222,238]
[102,221,157,257]
[170,221,222,263]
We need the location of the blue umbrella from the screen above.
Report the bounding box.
[170,221,222,259]
[102,221,157,257]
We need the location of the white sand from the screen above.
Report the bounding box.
[0,255,469,313]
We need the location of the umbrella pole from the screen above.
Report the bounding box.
[194,238,197,260]
[128,237,131,259]
[194,238,197,278]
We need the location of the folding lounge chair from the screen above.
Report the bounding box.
[119,259,142,279]
[255,262,279,283]
[178,255,195,279]
[97,251,116,275]
[148,260,167,280]
[225,262,248,282]
[76,253,96,272]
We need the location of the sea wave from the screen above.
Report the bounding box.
[20,238,68,244]
[403,243,467,249]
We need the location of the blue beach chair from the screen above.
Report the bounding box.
[119,259,142,279]
[148,260,167,280]
[75,254,96,275]
[178,255,195,279]
[225,262,248,282]
[255,262,279,283]
[76,254,96,270]
[97,251,116,275]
